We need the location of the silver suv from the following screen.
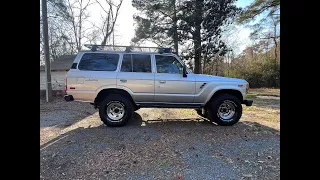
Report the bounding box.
[64,45,253,126]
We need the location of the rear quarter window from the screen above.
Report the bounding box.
[78,53,119,71]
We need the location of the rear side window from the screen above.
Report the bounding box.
[120,54,151,73]
[78,53,119,71]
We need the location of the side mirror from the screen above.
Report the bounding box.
[183,65,187,77]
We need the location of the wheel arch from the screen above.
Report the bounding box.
[205,88,243,106]
[94,88,136,108]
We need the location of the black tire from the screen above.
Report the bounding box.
[134,106,140,111]
[207,94,242,126]
[99,94,133,127]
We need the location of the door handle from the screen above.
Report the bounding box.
[159,80,166,83]
[120,79,127,83]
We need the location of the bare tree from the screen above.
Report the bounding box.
[66,0,94,50]
[95,0,123,45]
[41,0,77,62]
[271,15,279,60]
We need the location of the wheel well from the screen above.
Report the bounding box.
[94,89,136,107]
[207,89,243,105]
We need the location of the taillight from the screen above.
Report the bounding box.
[65,77,67,91]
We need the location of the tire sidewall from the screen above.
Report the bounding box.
[209,94,242,126]
[99,94,133,126]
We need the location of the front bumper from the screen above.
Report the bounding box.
[64,95,74,102]
[243,100,253,106]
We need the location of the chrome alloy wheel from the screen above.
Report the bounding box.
[106,101,125,121]
[217,100,236,121]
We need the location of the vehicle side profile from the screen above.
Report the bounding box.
[64,45,253,127]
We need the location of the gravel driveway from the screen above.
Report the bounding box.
[40,96,280,180]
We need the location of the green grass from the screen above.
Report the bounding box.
[246,93,258,99]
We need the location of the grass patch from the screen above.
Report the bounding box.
[253,98,280,107]
[249,88,280,97]
[242,92,280,126]
[246,93,258,99]
[180,109,198,116]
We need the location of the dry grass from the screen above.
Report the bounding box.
[136,88,280,130]
[243,88,280,130]
[249,88,280,97]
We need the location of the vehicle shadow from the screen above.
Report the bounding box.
[41,112,279,150]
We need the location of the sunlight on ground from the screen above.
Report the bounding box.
[40,88,280,145]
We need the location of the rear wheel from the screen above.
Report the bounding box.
[99,94,133,127]
[207,94,242,126]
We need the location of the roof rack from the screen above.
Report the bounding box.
[83,44,173,54]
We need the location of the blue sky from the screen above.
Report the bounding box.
[87,0,256,55]
[236,0,254,8]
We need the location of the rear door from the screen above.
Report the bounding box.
[117,54,155,103]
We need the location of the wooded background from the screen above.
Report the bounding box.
[40,0,280,88]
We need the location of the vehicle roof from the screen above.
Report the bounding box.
[78,50,175,55]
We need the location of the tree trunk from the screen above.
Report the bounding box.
[202,56,206,74]
[273,23,278,62]
[102,10,111,45]
[273,21,278,87]
[215,58,218,75]
[113,31,115,47]
[193,33,201,74]
[227,52,230,76]
[193,0,202,74]
[172,0,178,55]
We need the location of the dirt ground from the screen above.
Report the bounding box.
[40,88,280,180]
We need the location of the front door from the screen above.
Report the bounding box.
[117,53,155,103]
[154,55,195,103]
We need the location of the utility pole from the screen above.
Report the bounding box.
[42,0,53,102]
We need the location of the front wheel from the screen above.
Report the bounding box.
[207,94,242,126]
[99,94,133,127]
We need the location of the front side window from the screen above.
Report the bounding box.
[120,54,151,72]
[155,55,183,74]
[78,53,119,71]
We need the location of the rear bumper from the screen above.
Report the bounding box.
[243,100,253,106]
[64,95,74,102]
